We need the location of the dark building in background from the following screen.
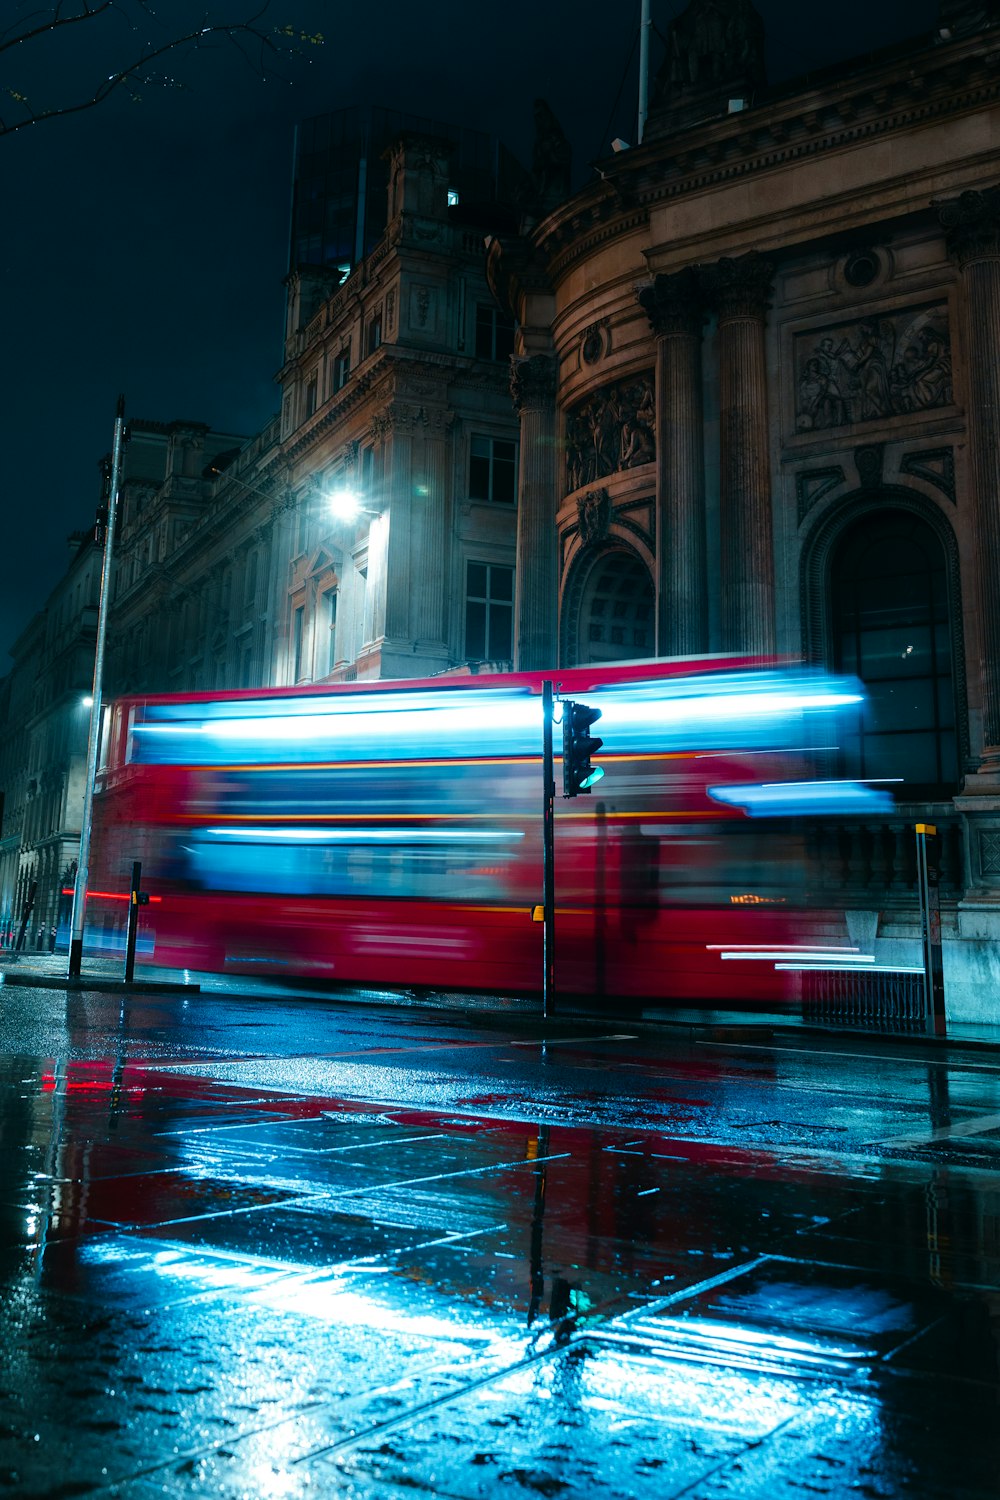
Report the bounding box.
[289,105,506,277]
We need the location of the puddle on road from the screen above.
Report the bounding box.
[0,1055,998,1497]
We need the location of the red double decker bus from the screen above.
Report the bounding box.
[84,657,888,1003]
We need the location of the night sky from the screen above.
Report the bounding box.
[3,0,938,658]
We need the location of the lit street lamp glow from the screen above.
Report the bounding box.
[327,485,363,521]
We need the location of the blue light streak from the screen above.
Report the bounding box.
[127,669,870,767]
[707,780,895,816]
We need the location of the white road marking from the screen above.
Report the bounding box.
[865,1110,1000,1148]
[697,1039,1000,1073]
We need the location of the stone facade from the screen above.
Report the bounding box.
[0,134,519,939]
[274,135,518,685]
[0,535,102,947]
[486,3,1000,1019]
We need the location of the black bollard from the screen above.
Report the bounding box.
[123,862,149,984]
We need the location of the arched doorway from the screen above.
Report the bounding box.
[831,510,958,797]
[575,550,655,664]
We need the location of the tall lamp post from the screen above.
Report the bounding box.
[67,396,126,979]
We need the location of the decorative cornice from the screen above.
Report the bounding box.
[699,251,774,320]
[510,354,557,412]
[636,267,705,337]
[529,36,1000,281]
[937,186,1000,266]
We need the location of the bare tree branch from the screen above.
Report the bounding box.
[1,1,322,137]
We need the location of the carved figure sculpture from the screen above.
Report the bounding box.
[796,312,952,431]
[531,99,572,209]
[565,375,656,490]
[661,0,766,96]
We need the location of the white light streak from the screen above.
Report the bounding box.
[203,826,524,843]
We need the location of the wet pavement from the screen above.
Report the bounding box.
[1,981,1000,1497]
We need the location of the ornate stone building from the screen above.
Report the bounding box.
[0,131,520,938]
[108,133,520,694]
[273,133,519,684]
[0,533,103,947]
[488,0,1000,1015]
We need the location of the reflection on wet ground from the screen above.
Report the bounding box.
[0,1006,999,1496]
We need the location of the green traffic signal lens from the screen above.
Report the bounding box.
[580,766,605,789]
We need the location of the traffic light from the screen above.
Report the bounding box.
[562,700,604,797]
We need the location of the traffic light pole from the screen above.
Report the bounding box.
[541,681,556,1018]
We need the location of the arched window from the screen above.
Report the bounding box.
[579,551,654,664]
[831,511,957,796]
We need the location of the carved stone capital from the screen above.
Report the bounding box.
[938,187,1000,267]
[371,403,416,439]
[699,251,774,320]
[510,354,557,413]
[636,268,705,338]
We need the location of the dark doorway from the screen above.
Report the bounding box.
[831,510,957,796]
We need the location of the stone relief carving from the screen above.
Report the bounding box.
[565,373,656,493]
[854,444,885,489]
[795,466,846,524]
[413,287,431,328]
[576,488,613,546]
[900,447,956,504]
[795,306,952,433]
[981,830,1000,877]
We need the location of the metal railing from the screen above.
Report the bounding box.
[801,967,927,1032]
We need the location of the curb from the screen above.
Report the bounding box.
[1,970,200,993]
[1,965,997,1055]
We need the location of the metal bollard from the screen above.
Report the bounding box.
[123,861,149,984]
[916,824,946,1037]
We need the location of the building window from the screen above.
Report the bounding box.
[332,346,351,391]
[320,587,338,675]
[475,304,515,362]
[304,375,318,419]
[465,562,513,662]
[366,311,382,357]
[579,551,654,664]
[469,435,516,505]
[293,604,305,682]
[831,511,957,795]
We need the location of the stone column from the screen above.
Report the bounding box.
[408,409,451,659]
[940,188,1000,775]
[637,269,707,656]
[510,354,558,671]
[700,252,776,657]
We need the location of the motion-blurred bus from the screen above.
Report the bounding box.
[85,658,890,1002]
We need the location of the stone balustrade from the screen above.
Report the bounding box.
[805,810,964,904]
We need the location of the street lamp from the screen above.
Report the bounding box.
[68,396,126,979]
[325,484,380,522]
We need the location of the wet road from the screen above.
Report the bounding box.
[1,982,999,1498]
